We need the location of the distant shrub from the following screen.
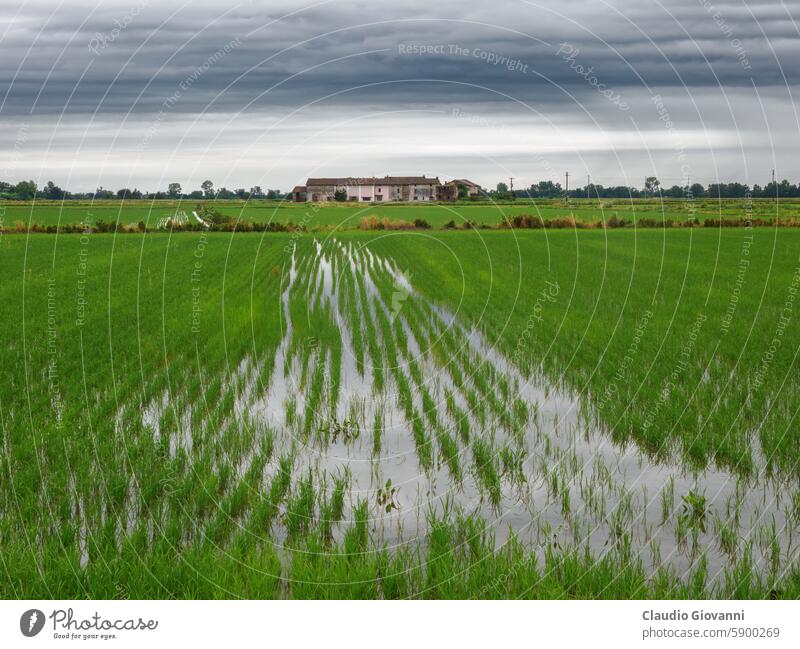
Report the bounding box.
[261,222,290,232]
[359,216,415,230]
[413,218,431,229]
[605,215,627,228]
[704,217,778,227]
[547,217,586,229]
[504,214,544,229]
[636,218,672,228]
[196,203,231,228]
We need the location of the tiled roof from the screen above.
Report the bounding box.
[306,176,440,186]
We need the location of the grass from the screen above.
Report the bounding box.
[0,195,796,229]
[377,228,800,475]
[1,227,800,598]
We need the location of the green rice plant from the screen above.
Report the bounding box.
[472,438,501,506]
[714,513,739,557]
[499,445,526,485]
[444,389,470,443]
[343,499,369,558]
[434,425,462,482]
[372,411,382,455]
[249,455,293,535]
[303,353,327,437]
[285,471,316,540]
[411,413,433,470]
[660,476,675,524]
[285,398,297,429]
[318,472,348,545]
[680,490,708,533]
[354,273,383,390]
[757,517,781,578]
[561,486,571,516]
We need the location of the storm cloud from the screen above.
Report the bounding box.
[1,0,798,192]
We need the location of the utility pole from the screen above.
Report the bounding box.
[509,177,514,200]
[587,174,590,200]
[772,169,777,206]
[565,171,569,204]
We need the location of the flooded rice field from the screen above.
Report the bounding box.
[134,237,800,583]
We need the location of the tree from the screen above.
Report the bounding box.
[250,186,263,198]
[42,181,65,200]
[266,189,278,199]
[689,183,705,198]
[14,180,37,200]
[196,203,229,227]
[333,188,347,202]
[201,180,215,198]
[116,188,141,199]
[644,176,660,195]
[168,182,182,198]
[496,182,508,195]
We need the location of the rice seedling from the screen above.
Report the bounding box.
[472,438,501,506]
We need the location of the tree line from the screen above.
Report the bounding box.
[0,180,283,201]
[494,176,795,199]
[1,175,798,201]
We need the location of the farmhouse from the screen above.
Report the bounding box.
[448,179,482,198]
[291,175,481,202]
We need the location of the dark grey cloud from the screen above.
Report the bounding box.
[0,0,798,191]
[2,0,796,115]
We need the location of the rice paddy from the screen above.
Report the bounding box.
[1,196,797,229]
[2,226,800,598]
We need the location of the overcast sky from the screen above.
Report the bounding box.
[1,0,798,192]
